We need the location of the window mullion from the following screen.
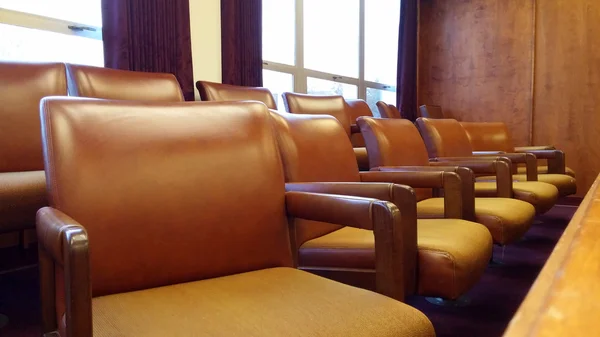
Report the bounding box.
[0,8,102,40]
[295,0,307,93]
[358,0,366,100]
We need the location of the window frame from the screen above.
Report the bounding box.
[0,6,102,42]
[262,0,397,102]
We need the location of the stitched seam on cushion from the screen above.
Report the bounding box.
[418,248,457,298]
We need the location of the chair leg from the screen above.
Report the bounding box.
[425,296,471,307]
[0,313,8,329]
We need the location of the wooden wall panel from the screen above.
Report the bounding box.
[533,0,600,196]
[418,0,535,146]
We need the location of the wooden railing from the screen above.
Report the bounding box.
[503,174,600,336]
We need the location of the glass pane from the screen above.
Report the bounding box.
[304,0,359,77]
[0,0,102,27]
[0,23,104,66]
[307,77,357,99]
[262,69,294,109]
[366,87,396,117]
[262,0,295,65]
[365,0,400,84]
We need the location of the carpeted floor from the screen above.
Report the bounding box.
[0,202,576,337]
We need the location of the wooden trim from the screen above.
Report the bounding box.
[503,174,600,336]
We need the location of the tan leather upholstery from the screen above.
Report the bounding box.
[419,105,444,119]
[196,80,277,109]
[345,99,372,147]
[301,220,492,300]
[0,62,66,233]
[39,98,431,336]
[416,118,560,213]
[376,101,402,119]
[91,268,435,337]
[461,122,578,194]
[282,93,370,171]
[272,111,492,300]
[282,93,353,135]
[66,64,184,101]
[357,117,536,245]
[417,198,533,245]
[474,181,558,214]
[518,165,576,177]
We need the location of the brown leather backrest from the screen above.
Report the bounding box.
[41,99,292,297]
[345,99,372,147]
[66,64,184,101]
[416,118,474,158]
[419,105,444,119]
[358,117,433,201]
[270,111,360,245]
[376,101,402,119]
[282,93,352,135]
[196,81,278,110]
[0,62,67,172]
[461,122,515,152]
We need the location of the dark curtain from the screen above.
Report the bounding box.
[396,0,419,121]
[101,0,195,101]
[220,0,263,87]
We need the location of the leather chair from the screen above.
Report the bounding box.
[461,121,577,179]
[357,117,537,246]
[196,80,278,109]
[377,101,402,119]
[66,64,184,101]
[346,99,373,170]
[281,93,370,171]
[419,105,444,119]
[0,62,66,240]
[416,118,560,213]
[271,111,493,302]
[38,98,435,337]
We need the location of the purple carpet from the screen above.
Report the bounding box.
[0,202,576,337]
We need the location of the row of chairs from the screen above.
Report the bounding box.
[0,61,576,336]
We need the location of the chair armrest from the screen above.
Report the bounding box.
[371,166,476,222]
[473,151,506,155]
[285,182,418,294]
[517,149,566,174]
[285,191,405,301]
[471,152,538,181]
[514,145,555,152]
[37,207,92,337]
[429,160,513,198]
[359,170,463,219]
[350,123,361,134]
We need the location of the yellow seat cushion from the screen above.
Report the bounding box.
[91,267,435,337]
[299,221,492,300]
[354,147,370,171]
[510,173,577,197]
[417,198,535,245]
[517,165,576,177]
[474,181,558,214]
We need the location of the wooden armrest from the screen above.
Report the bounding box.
[371,166,476,221]
[429,160,513,198]
[285,182,417,293]
[473,151,506,155]
[518,149,566,174]
[37,207,92,337]
[471,152,538,181]
[359,170,463,219]
[514,145,555,152]
[285,191,405,300]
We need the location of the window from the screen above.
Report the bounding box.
[0,0,103,66]
[262,0,400,114]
